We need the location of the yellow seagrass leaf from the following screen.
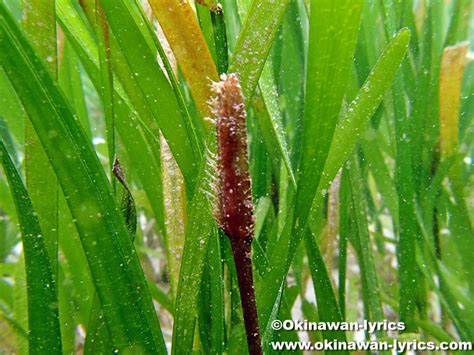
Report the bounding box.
[439,42,469,159]
[148,0,218,118]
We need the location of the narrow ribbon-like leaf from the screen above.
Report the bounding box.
[161,137,187,299]
[0,141,62,354]
[172,136,217,354]
[148,0,219,117]
[315,28,411,201]
[23,0,59,290]
[347,156,385,335]
[439,42,469,159]
[98,0,201,187]
[257,0,364,334]
[304,228,348,351]
[229,0,290,101]
[295,0,363,227]
[229,0,296,188]
[0,5,165,352]
[85,159,137,353]
[257,27,411,340]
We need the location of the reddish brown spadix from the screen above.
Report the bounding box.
[210,74,262,355]
[211,73,254,240]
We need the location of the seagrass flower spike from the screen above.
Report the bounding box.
[210,73,262,355]
[211,73,254,241]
